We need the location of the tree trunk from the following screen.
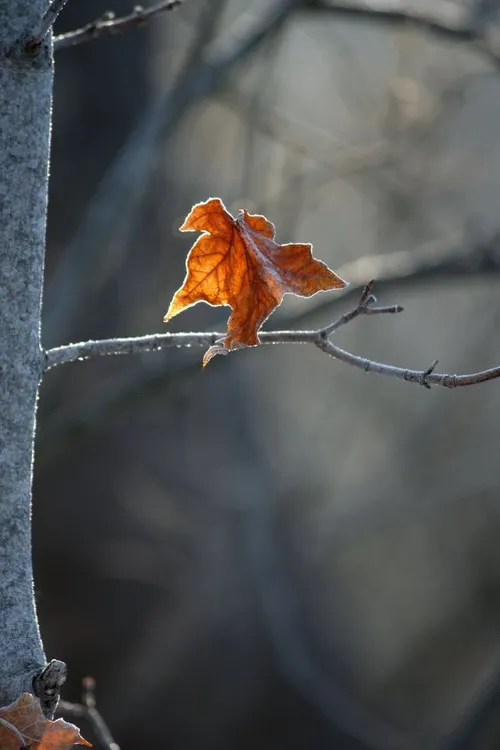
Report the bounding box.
[0,1,64,713]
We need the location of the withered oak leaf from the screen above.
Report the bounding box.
[164,198,347,365]
[0,693,91,750]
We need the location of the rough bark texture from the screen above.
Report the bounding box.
[0,1,57,709]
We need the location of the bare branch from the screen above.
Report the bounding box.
[45,332,225,369]
[26,0,70,48]
[303,0,500,68]
[54,1,183,51]
[39,232,500,453]
[320,279,403,336]
[58,677,118,750]
[44,284,500,390]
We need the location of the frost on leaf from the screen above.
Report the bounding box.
[0,693,91,750]
[164,197,347,365]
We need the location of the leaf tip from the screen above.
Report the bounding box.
[179,196,230,232]
[163,296,182,322]
[333,272,348,289]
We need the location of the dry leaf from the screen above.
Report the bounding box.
[164,197,347,365]
[0,694,91,750]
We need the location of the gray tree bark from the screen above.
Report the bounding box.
[0,1,65,715]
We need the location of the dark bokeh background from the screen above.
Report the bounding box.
[34,1,500,748]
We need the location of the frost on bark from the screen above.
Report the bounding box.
[0,1,65,714]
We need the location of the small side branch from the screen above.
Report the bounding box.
[32,659,67,718]
[25,0,71,49]
[303,0,500,68]
[54,0,184,51]
[44,283,500,390]
[320,279,403,336]
[58,677,119,750]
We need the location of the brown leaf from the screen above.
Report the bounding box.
[164,198,347,364]
[0,694,91,750]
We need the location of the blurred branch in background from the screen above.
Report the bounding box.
[43,0,301,347]
[303,0,500,68]
[223,373,419,750]
[218,85,388,169]
[443,654,500,750]
[59,677,119,750]
[291,229,500,325]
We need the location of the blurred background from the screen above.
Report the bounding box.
[34,0,500,747]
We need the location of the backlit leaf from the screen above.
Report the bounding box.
[164,198,347,364]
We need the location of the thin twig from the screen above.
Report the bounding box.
[44,283,500,390]
[321,279,404,336]
[82,677,119,750]
[54,1,183,51]
[26,0,71,49]
[58,677,119,750]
